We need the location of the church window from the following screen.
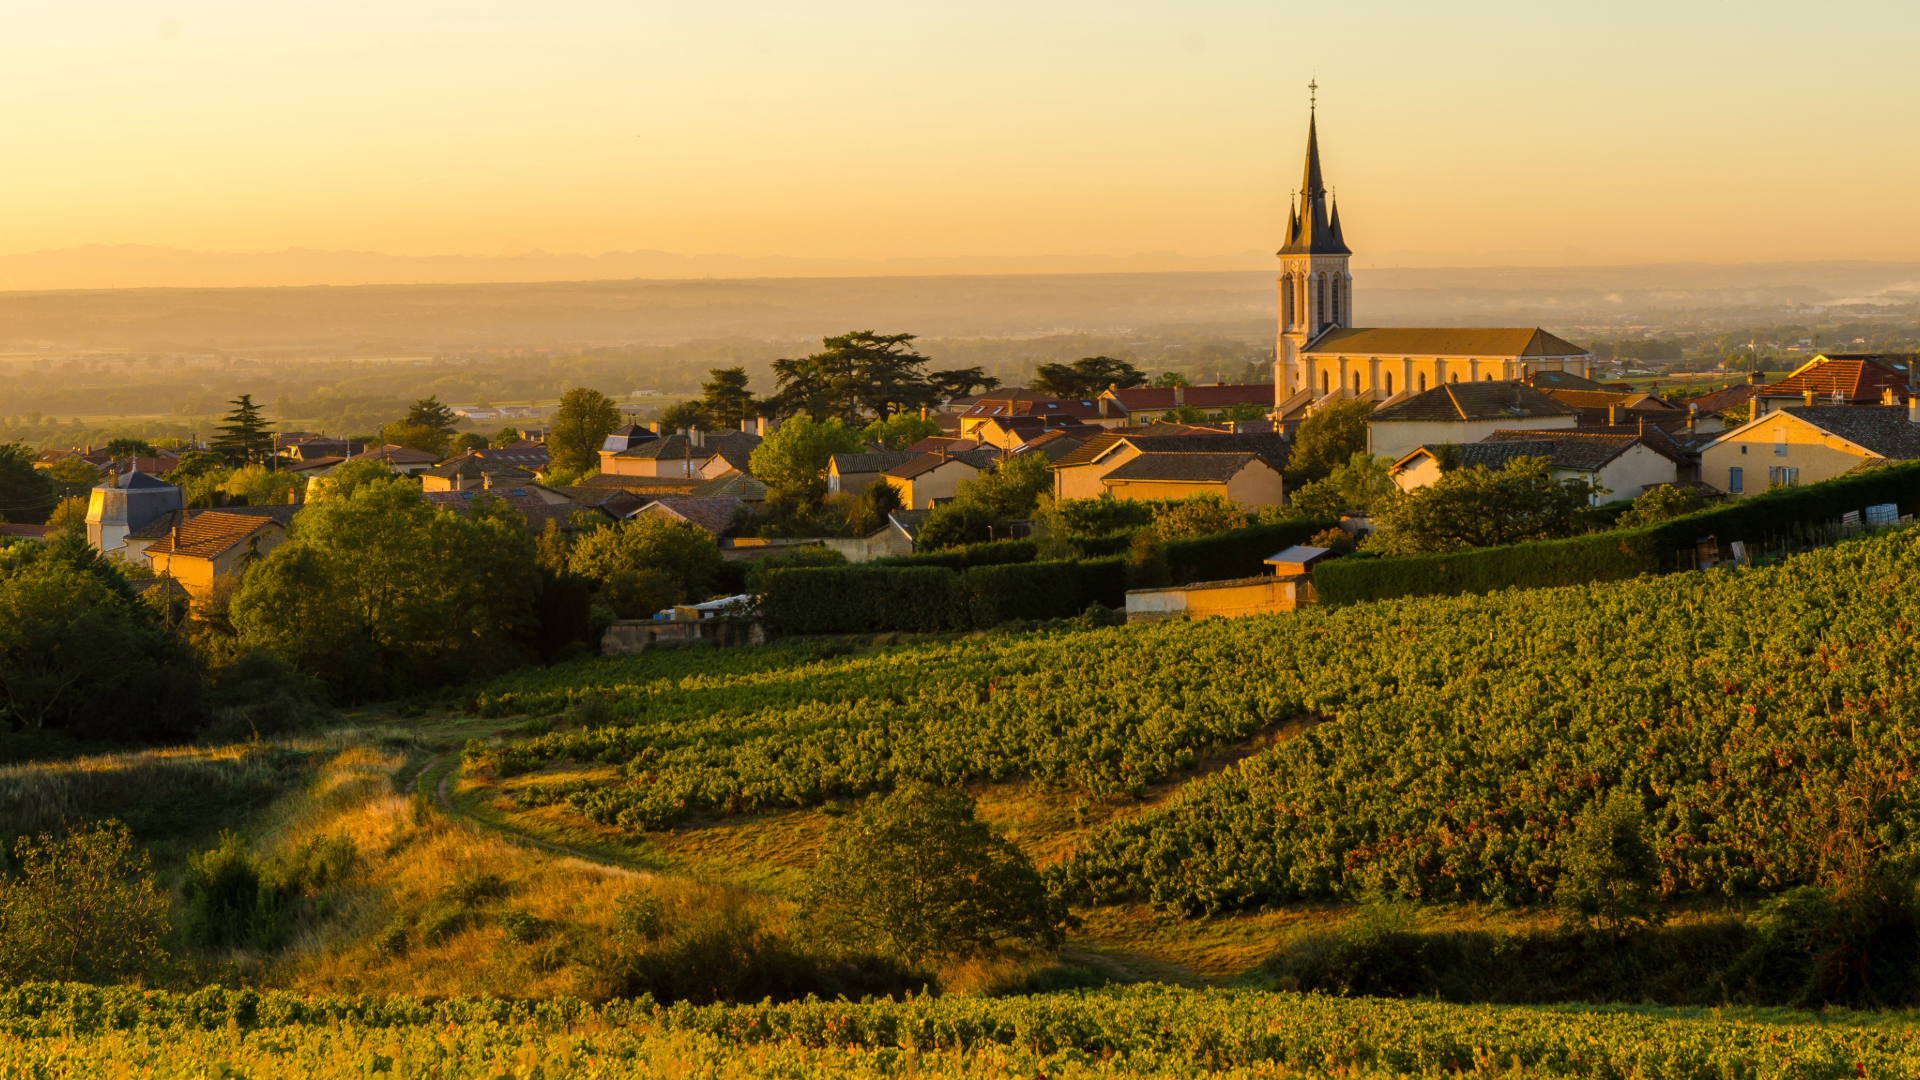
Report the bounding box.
[1418,373,1427,392]
[1351,371,1359,393]
[1316,275,1327,327]
[1450,373,1459,383]
[1281,276,1293,325]
[1385,373,1393,395]
[1330,276,1341,323]
[1320,370,1329,394]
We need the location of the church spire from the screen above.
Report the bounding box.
[1278,93,1350,256]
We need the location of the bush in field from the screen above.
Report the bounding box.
[0,820,169,983]
[802,782,1072,964]
[568,516,723,616]
[1555,792,1662,935]
[182,830,356,951]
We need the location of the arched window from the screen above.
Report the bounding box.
[1351,371,1359,393]
[1320,370,1329,394]
[1385,373,1393,396]
[1418,373,1427,392]
[1484,372,1493,381]
[1450,373,1460,383]
[1281,275,1293,325]
[1316,274,1327,327]
[1330,274,1342,324]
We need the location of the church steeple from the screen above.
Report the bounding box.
[1279,106,1350,256]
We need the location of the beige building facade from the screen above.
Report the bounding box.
[1700,403,1920,495]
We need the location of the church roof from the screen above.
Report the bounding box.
[1277,112,1351,257]
[1368,381,1577,424]
[1302,327,1590,358]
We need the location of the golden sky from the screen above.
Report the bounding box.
[2,0,1915,278]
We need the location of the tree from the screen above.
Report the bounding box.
[220,464,301,507]
[914,501,1000,551]
[211,395,275,465]
[746,414,864,500]
[1617,484,1704,529]
[104,438,157,459]
[405,396,461,442]
[1367,456,1603,555]
[1031,356,1146,400]
[1286,398,1373,484]
[567,515,724,616]
[0,821,170,984]
[862,413,942,450]
[657,399,711,432]
[766,331,934,422]
[927,366,1001,402]
[1556,791,1661,935]
[1150,370,1190,388]
[1146,493,1248,541]
[44,457,103,501]
[0,442,56,525]
[700,367,757,430]
[951,452,1050,519]
[801,782,1072,964]
[1287,451,1399,518]
[46,497,89,532]
[547,388,623,476]
[491,426,523,449]
[449,432,489,455]
[230,479,540,698]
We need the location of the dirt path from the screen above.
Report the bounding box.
[426,753,649,880]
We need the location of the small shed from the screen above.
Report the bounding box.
[1264,545,1340,576]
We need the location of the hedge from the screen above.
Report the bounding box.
[964,562,1089,626]
[1314,460,1920,606]
[872,537,1037,570]
[1161,518,1339,584]
[756,566,967,634]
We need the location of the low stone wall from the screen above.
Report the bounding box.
[601,617,767,655]
[1123,574,1312,625]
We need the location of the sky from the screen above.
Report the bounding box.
[1,0,1916,279]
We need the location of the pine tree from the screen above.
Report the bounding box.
[211,395,274,465]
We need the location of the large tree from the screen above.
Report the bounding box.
[211,395,275,465]
[1285,398,1374,484]
[766,331,935,422]
[42,457,102,502]
[1367,456,1603,555]
[546,388,623,476]
[382,396,462,458]
[567,515,724,617]
[927,366,1001,402]
[1032,356,1146,399]
[745,414,864,500]
[699,367,757,430]
[0,443,55,526]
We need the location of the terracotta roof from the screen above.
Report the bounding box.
[574,475,705,495]
[1101,452,1268,484]
[1770,405,1920,460]
[886,449,999,480]
[1759,357,1912,404]
[473,446,551,469]
[1395,441,1558,473]
[0,523,54,541]
[1010,428,1099,462]
[958,391,1103,421]
[125,505,297,542]
[613,430,761,462]
[831,451,921,476]
[1368,381,1578,424]
[904,436,980,454]
[1479,430,1645,472]
[1105,384,1273,411]
[144,511,281,560]
[1567,422,1698,466]
[1303,327,1589,358]
[632,496,745,535]
[421,454,538,483]
[1048,425,1261,469]
[284,456,346,473]
[1683,383,1764,414]
[1540,389,1680,412]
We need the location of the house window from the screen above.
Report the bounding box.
[1768,466,1799,487]
[1728,467,1743,494]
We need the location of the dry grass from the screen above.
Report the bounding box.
[0,743,292,841]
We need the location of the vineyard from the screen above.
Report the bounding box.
[467,527,1920,915]
[5,982,1919,1078]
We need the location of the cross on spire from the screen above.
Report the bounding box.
[1308,78,1317,112]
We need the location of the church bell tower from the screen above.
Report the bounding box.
[1274,84,1353,408]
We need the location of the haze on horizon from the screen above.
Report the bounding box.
[3,0,1916,291]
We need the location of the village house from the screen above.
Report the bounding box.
[598,429,762,480]
[116,505,297,566]
[953,389,1104,440]
[419,454,540,493]
[1363,381,1578,463]
[1049,430,1290,504]
[882,449,1000,509]
[629,495,746,536]
[344,444,440,476]
[827,451,920,496]
[1389,429,1683,503]
[1752,354,1916,414]
[143,511,289,597]
[1700,401,1920,494]
[83,471,184,553]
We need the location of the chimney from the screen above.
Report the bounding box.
[649,421,661,434]
[1885,388,1897,406]
[1098,396,1109,417]
[1687,403,1697,433]
[741,418,751,433]
[1911,395,1919,425]
[1608,404,1624,426]
[919,407,929,421]
[1803,389,1815,407]
[690,427,703,448]
[1748,370,1765,386]
[1173,384,1185,406]
[170,525,179,552]
[483,471,492,491]
[756,416,768,437]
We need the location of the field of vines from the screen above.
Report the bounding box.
[470,527,1920,910]
[6,982,1919,1078]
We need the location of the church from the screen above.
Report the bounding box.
[1271,104,1593,417]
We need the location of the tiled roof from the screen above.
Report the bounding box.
[958,390,1103,421]
[421,453,537,482]
[888,509,930,540]
[1368,381,1578,424]
[125,504,298,542]
[886,449,999,480]
[1303,327,1590,358]
[0,523,54,540]
[1396,440,1558,472]
[285,456,346,473]
[574,475,705,494]
[1568,422,1699,465]
[1759,358,1912,403]
[144,511,281,559]
[473,446,551,469]
[904,436,981,454]
[1105,384,1274,411]
[691,471,770,501]
[831,451,921,476]
[1540,389,1679,412]
[613,430,761,463]
[1480,430,1643,472]
[1101,452,1267,483]
[1048,426,1267,469]
[1010,429,1099,462]
[1774,405,1920,460]
[1523,369,1615,392]
[348,444,440,465]
[1683,382,1764,414]
[632,496,745,535]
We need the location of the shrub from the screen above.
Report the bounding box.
[801,782,1072,964]
[614,889,666,940]
[182,832,280,949]
[1734,867,1920,1008]
[743,545,847,594]
[497,908,546,944]
[757,566,967,634]
[1617,483,1704,528]
[374,917,410,957]
[1555,792,1661,935]
[964,562,1088,627]
[568,516,722,615]
[1147,493,1249,541]
[0,820,169,983]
